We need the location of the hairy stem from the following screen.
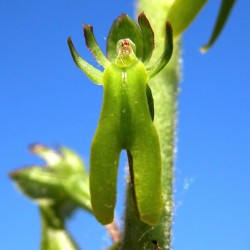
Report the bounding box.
[121,1,181,249]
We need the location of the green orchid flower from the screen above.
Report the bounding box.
[68,13,173,226]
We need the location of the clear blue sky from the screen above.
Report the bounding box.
[1,1,249,249]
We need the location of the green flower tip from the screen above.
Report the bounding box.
[115,39,137,67]
[68,12,173,83]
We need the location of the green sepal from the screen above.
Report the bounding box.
[10,144,91,213]
[167,0,208,38]
[147,22,173,78]
[83,25,110,68]
[200,0,236,52]
[138,12,154,63]
[107,14,143,62]
[68,37,103,84]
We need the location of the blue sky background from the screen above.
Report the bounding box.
[1,0,249,249]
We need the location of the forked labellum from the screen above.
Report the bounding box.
[68,13,173,226]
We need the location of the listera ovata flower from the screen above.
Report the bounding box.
[68,13,173,226]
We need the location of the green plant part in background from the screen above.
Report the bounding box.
[68,13,173,226]
[10,144,92,250]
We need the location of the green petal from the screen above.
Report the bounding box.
[167,0,208,38]
[68,37,103,84]
[107,14,143,62]
[200,0,236,52]
[138,12,155,63]
[83,25,110,68]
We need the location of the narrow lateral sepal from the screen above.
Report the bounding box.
[147,22,173,78]
[68,37,103,84]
